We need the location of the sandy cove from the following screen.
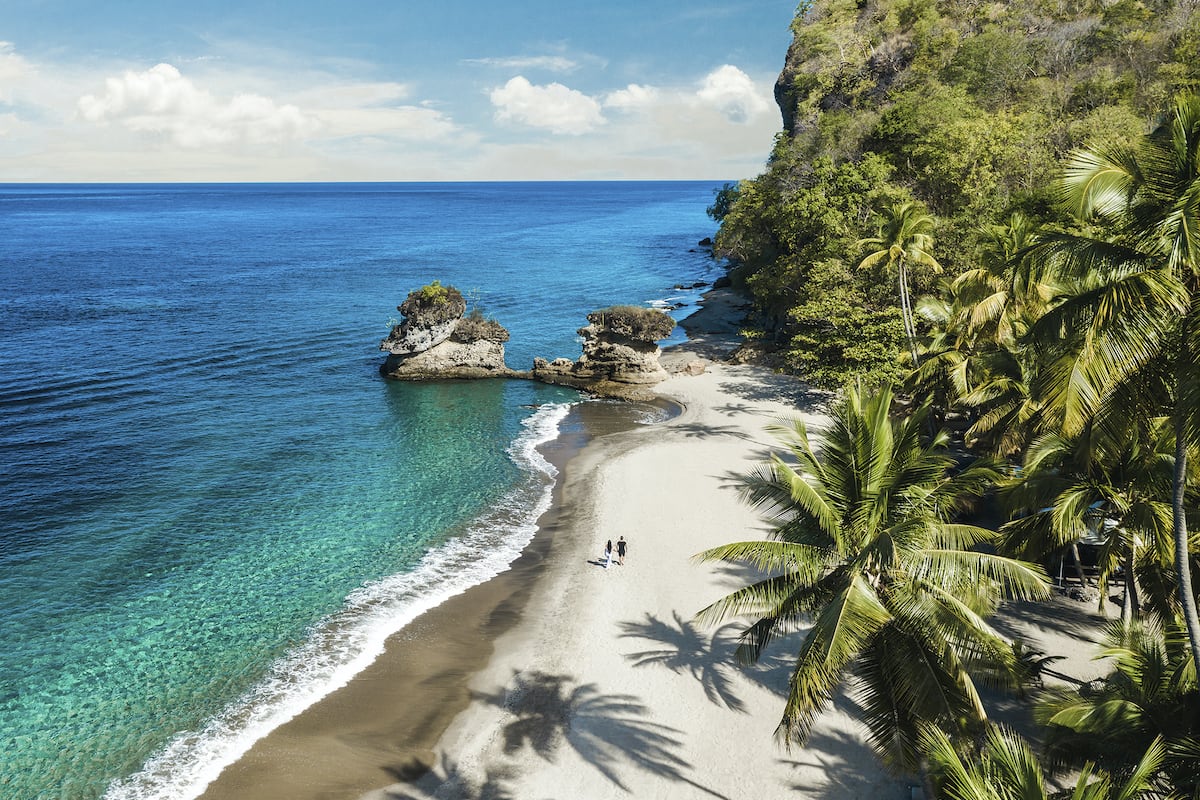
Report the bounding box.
[370,331,1116,796]
[376,358,909,800]
[201,291,1114,800]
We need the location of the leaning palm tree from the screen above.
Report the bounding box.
[695,384,1049,772]
[921,722,1169,800]
[858,201,943,366]
[1031,94,1200,667]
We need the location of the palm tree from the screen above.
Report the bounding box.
[1036,620,1199,791]
[694,384,1049,772]
[957,340,1049,458]
[949,213,1052,349]
[921,722,1169,800]
[1031,94,1200,667]
[858,201,943,366]
[1000,417,1175,621]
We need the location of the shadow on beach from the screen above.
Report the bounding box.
[618,611,794,707]
[717,371,830,409]
[466,670,733,799]
[778,699,915,799]
[667,419,757,442]
[383,754,517,800]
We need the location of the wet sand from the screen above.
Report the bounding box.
[197,288,1111,800]
[197,399,655,800]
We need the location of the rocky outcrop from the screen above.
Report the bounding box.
[532,306,675,399]
[382,281,466,355]
[380,283,520,380]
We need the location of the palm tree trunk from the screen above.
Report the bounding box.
[1070,542,1089,587]
[1173,399,1200,668]
[1122,549,1139,623]
[898,259,920,367]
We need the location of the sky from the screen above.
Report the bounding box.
[0,1,799,181]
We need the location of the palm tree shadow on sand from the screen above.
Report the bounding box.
[619,612,795,705]
[383,754,515,800]
[472,671,731,798]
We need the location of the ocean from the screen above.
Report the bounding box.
[0,182,726,800]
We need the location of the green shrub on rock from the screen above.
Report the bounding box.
[398,281,466,326]
[453,308,510,343]
[586,306,675,343]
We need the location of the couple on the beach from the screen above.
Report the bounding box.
[603,536,627,569]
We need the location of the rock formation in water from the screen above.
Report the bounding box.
[532,305,675,399]
[380,282,521,379]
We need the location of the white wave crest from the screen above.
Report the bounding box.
[103,402,573,800]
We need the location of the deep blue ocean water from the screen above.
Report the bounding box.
[0,182,726,800]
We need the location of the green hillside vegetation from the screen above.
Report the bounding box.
[715,0,1200,388]
[705,1,1200,795]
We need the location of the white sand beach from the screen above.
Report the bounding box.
[365,294,1115,800]
[203,291,1114,800]
[371,355,913,800]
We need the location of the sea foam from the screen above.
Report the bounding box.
[102,402,572,800]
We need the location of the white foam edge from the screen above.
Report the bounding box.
[102,401,574,800]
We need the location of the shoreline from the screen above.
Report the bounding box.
[192,289,752,800]
[194,399,649,800]
[194,286,1113,800]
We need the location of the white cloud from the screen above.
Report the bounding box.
[696,64,770,123]
[604,83,660,112]
[0,41,35,103]
[465,56,578,73]
[489,76,604,135]
[78,63,317,147]
[290,81,457,142]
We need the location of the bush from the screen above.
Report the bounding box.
[398,280,466,325]
[586,306,675,343]
[453,308,510,343]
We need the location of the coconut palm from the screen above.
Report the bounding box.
[1036,620,1199,791]
[858,201,943,366]
[1000,417,1175,621]
[950,212,1054,349]
[695,384,1049,771]
[957,339,1051,458]
[921,722,1169,800]
[1031,94,1200,666]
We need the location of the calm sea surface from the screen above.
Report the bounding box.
[0,182,725,800]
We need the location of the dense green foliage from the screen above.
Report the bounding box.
[702,4,1200,794]
[398,280,467,325]
[715,0,1200,389]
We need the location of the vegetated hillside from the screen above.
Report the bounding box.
[715,0,1200,388]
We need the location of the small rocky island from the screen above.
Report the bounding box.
[531,305,675,399]
[379,283,676,399]
[380,282,522,380]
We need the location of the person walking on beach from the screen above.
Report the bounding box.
[617,536,627,565]
[603,539,613,569]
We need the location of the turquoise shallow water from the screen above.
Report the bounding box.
[0,182,724,800]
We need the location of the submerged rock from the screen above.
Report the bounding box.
[380,283,520,379]
[532,305,675,399]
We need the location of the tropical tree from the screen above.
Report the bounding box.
[921,722,1170,800]
[694,384,1049,772]
[1000,417,1175,620]
[858,201,943,366]
[949,212,1052,349]
[1031,94,1200,667]
[1036,620,1199,792]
